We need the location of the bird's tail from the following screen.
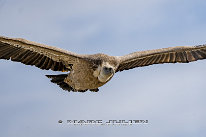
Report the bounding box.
[46,74,75,91]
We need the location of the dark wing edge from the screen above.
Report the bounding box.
[0,36,86,72]
[117,45,206,72]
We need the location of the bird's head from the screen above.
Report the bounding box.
[93,62,115,83]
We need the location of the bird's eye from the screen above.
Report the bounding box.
[103,67,108,70]
[103,67,112,72]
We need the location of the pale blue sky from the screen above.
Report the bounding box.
[0,0,206,137]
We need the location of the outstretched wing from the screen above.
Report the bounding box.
[0,36,87,72]
[117,45,206,72]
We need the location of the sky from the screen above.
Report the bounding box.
[0,0,206,137]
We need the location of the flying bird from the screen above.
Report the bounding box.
[0,36,206,92]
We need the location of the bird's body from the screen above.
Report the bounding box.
[0,36,206,92]
[58,54,119,91]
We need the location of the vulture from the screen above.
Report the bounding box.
[0,36,206,92]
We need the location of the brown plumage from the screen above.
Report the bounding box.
[0,36,206,92]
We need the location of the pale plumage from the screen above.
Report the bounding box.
[0,36,206,92]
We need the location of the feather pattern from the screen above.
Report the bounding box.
[117,45,206,72]
[0,36,89,72]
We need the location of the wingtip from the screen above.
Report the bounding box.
[45,75,52,78]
